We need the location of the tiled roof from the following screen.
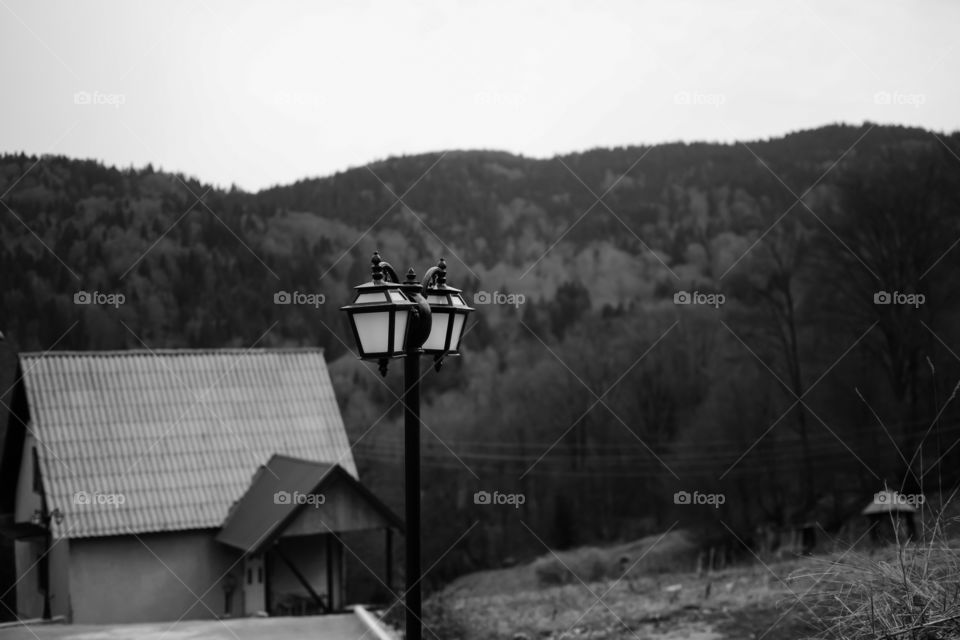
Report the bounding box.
[216,454,400,555]
[20,349,358,539]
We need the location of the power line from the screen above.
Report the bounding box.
[347,417,960,478]
[350,417,960,459]
[349,411,960,452]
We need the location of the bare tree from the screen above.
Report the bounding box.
[727,215,820,515]
[816,140,960,486]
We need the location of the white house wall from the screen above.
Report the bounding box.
[68,531,236,624]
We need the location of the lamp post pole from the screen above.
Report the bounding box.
[403,349,422,640]
[341,252,474,640]
[399,266,430,640]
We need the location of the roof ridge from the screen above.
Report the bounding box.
[267,453,338,467]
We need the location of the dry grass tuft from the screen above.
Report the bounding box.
[793,498,960,639]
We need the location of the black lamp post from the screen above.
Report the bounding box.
[341,252,473,640]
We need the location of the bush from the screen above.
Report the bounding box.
[532,531,697,587]
[532,554,570,586]
[532,546,607,586]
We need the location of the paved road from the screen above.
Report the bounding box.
[0,614,372,640]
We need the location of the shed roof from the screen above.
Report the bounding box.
[862,490,919,515]
[19,349,358,539]
[216,454,401,555]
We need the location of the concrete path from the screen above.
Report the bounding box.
[0,614,372,640]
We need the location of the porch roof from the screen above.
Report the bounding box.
[216,454,402,555]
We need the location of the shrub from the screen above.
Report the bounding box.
[531,532,699,587]
[532,546,607,586]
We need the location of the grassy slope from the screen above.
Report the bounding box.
[425,531,823,640]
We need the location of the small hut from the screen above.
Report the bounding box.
[862,490,918,544]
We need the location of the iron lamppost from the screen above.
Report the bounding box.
[341,252,473,640]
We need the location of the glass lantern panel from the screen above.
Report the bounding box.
[448,314,467,350]
[393,309,410,353]
[389,291,408,302]
[422,312,451,352]
[426,294,447,305]
[354,292,386,304]
[451,295,467,307]
[353,312,390,355]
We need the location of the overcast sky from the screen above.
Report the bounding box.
[1,0,957,192]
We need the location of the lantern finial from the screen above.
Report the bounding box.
[436,258,447,287]
[371,252,383,283]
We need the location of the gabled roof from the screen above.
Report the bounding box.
[862,490,919,515]
[19,349,358,539]
[216,454,402,555]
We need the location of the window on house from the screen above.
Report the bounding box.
[246,568,252,585]
[258,567,263,583]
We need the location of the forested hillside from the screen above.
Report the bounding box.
[3,122,960,588]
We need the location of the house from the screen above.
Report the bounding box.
[0,347,400,624]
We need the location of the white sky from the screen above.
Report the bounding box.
[1,0,957,192]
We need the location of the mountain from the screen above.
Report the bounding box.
[3,122,960,586]
[0,122,945,351]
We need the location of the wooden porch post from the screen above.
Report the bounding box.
[326,533,334,611]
